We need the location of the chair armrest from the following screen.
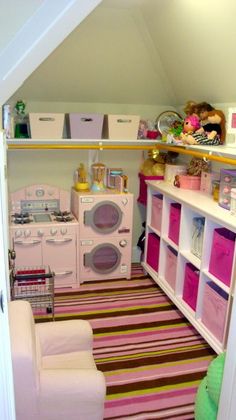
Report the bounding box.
[35,320,93,356]
[40,369,106,419]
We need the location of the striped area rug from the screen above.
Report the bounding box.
[35,264,215,420]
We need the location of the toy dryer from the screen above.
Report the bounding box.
[71,189,133,282]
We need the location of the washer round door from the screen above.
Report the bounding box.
[84,243,121,274]
[84,201,122,234]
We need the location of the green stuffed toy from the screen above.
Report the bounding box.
[195,352,226,420]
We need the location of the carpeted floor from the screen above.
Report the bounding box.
[35,264,215,420]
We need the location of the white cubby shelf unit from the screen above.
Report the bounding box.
[142,180,236,354]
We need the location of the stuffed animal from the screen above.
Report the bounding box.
[179,115,201,144]
[181,109,226,145]
[195,352,226,420]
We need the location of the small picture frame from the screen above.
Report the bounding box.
[227,107,236,133]
[227,108,236,145]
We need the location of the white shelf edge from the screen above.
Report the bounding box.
[179,250,201,270]
[201,268,231,294]
[6,138,158,146]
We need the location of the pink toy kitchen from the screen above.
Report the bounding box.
[9,175,134,289]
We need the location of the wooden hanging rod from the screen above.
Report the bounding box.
[7,142,236,165]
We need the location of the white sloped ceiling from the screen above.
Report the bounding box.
[8,0,236,106]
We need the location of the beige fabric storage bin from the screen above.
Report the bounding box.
[103,115,140,139]
[29,113,65,139]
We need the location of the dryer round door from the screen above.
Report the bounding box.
[84,201,122,234]
[84,243,121,274]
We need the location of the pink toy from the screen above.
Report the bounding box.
[182,115,201,133]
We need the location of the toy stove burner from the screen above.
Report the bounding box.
[52,210,74,223]
[12,212,31,224]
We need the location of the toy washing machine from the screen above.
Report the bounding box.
[71,189,133,281]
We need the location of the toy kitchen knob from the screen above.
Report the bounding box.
[24,229,31,237]
[50,228,57,236]
[119,239,127,247]
[15,230,23,238]
[60,227,67,235]
[37,229,44,237]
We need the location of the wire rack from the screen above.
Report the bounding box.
[10,266,55,320]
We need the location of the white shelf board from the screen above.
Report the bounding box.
[185,144,236,157]
[6,138,158,147]
[147,180,236,231]
[179,250,201,270]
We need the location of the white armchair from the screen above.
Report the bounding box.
[9,300,106,420]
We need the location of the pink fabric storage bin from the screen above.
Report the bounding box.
[168,203,181,245]
[151,194,163,231]
[68,113,104,139]
[201,281,228,342]
[179,175,201,190]
[146,233,160,272]
[209,227,236,286]
[137,173,164,206]
[165,246,178,290]
[182,263,200,311]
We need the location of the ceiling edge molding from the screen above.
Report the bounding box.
[0,0,102,105]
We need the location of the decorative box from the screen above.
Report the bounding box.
[209,227,236,286]
[103,114,140,139]
[151,194,163,232]
[200,171,220,195]
[219,168,236,210]
[182,262,200,311]
[168,203,181,245]
[165,246,178,290]
[202,281,228,342]
[178,175,201,190]
[137,173,164,206]
[164,164,186,185]
[68,113,104,139]
[29,113,65,139]
[146,233,160,272]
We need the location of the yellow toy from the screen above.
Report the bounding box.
[74,163,90,191]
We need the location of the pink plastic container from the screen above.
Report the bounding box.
[165,246,178,290]
[201,281,228,342]
[151,194,163,231]
[179,175,201,190]
[146,233,160,272]
[168,203,181,245]
[182,263,200,311]
[209,227,236,286]
[68,113,104,139]
[137,173,164,206]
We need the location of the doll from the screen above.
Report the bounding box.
[201,109,226,144]
[181,109,226,145]
[183,100,199,116]
[179,115,201,144]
